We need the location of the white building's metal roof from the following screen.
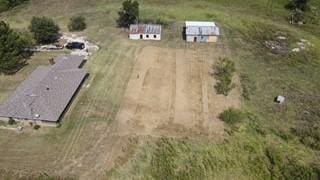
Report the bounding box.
[185,21,216,27]
[185,21,220,36]
[130,24,162,34]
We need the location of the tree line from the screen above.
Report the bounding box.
[0,15,87,74]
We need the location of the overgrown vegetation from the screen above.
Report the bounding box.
[117,0,139,28]
[219,108,244,126]
[0,0,27,12]
[214,58,235,96]
[240,74,256,100]
[68,16,86,32]
[0,21,30,74]
[8,117,15,125]
[285,0,310,11]
[29,16,60,44]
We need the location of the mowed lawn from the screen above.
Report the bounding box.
[0,0,320,179]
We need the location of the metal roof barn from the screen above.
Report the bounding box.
[185,21,220,43]
[129,24,162,41]
[0,55,88,124]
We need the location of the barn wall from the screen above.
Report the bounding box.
[0,117,9,122]
[208,36,218,42]
[186,35,217,43]
[142,34,161,41]
[129,34,141,40]
[130,34,161,41]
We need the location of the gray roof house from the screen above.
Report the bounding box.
[0,55,88,125]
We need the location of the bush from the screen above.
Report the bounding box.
[0,21,30,74]
[29,16,60,44]
[219,108,244,125]
[33,124,40,130]
[8,118,16,125]
[214,58,236,96]
[285,0,310,12]
[68,16,86,32]
[0,0,28,12]
[117,0,139,28]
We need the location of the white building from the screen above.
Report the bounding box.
[185,21,220,43]
[129,24,162,41]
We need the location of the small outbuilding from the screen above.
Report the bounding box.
[185,21,220,43]
[129,24,162,41]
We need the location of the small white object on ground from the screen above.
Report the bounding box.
[17,126,23,131]
[292,48,300,52]
[277,36,287,40]
[276,96,285,104]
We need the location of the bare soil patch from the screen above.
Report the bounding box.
[115,46,241,139]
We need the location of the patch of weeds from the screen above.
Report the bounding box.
[219,108,244,126]
[205,13,216,19]
[240,74,257,100]
[282,89,320,150]
[140,17,171,27]
[151,138,178,179]
[246,113,266,135]
[291,113,320,150]
[214,58,236,96]
[265,144,319,179]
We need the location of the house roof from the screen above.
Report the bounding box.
[0,55,87,122]
[185,21,220,36]
[130,24,162,34]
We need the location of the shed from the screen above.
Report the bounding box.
[185,21,220,43]
[129,24,162,41]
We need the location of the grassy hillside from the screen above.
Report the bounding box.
[0,0,320,179]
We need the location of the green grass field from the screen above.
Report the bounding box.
[0,0,320,179]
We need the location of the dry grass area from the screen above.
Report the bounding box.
[115,46,240,139]
[0,36,240,179]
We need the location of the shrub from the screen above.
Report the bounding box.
[0,0,28,12]
[0,21,30,74]
[68,16,86,32]
[117,0,139,28]
[214,58,236,96]
[29,16,60,44]
[219,108,244,125]
[285,0,310,12]
[33,124,40,130]
[8,118,16,125]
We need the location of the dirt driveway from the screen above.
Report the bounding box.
[115,46,241,139]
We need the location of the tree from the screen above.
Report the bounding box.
[285,0,310,11]
[0,21,30,74]
[117,0,139,28]
[0,0,28,12]
[68,16,86,32]
[29,16,60,44]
